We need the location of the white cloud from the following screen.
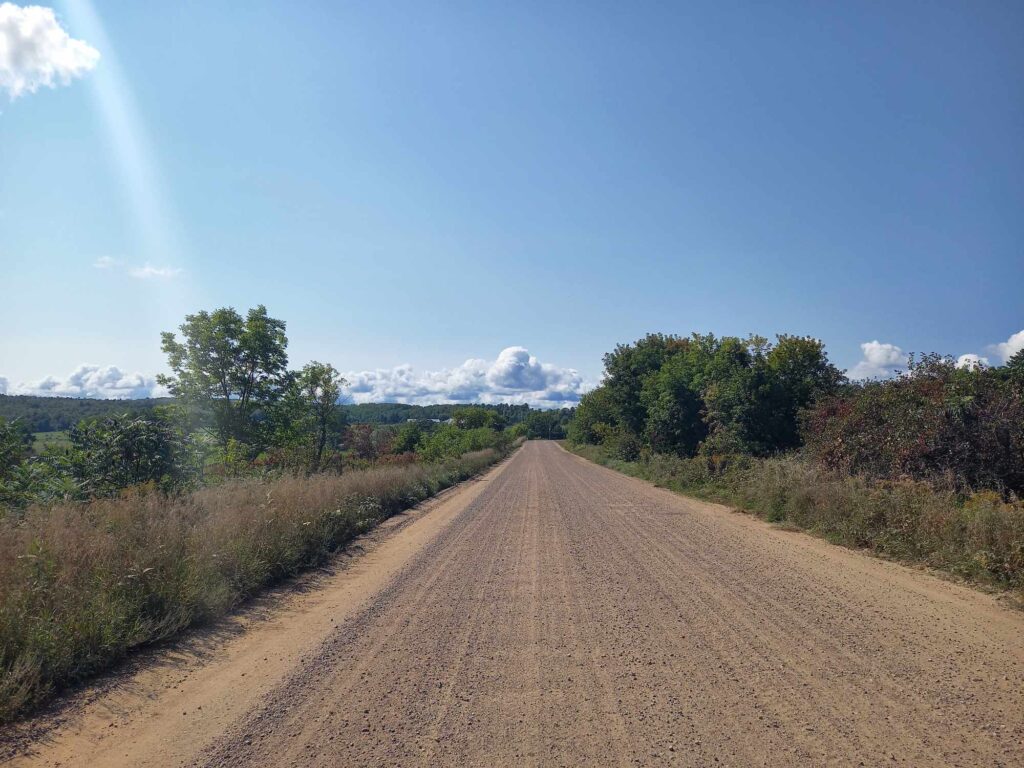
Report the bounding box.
[955,353,989,370]
[989,330,1024,363]
[91,257,183,279]
[0,3,99,99]
[848,340,907,380]
[344,347,590,408]
[3,365,169,399]
[951,329,1024,370]
[127,263,182,280]
[1,348,587,406]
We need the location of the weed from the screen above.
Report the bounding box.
[0,448,505,723]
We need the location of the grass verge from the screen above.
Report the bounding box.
[0,447,509,723]
[567,443,1024,596]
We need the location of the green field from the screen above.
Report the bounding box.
[31,431,70,454]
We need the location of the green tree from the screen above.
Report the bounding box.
[699,336,770,455]
[640,353,707,456]
[0,417,32,477]
[294,362,346,469]
[393,421,424,454]
[601,333,685,436]
[765,335,845,448]
[0,418,78,508]
[66,413,201,496]
[1005,348,1024,390]
[158,305,289,451]
[582,332,844,457]
[567,386,618,445]
[451,406,512,432]
[524,410,571,439]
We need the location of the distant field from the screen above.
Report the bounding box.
[1,395,538,431]
[31,431,70,453]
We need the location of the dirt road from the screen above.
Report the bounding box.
[9,441,1024,767]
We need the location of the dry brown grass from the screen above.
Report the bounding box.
[0,448,503,723]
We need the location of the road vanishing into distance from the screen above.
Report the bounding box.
[8,441,1024,767]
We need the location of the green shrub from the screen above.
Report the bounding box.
[417,424,511,462]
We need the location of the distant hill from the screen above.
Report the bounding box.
[339,402,533,425]
[0,394,174,433]
[0,395,536,432]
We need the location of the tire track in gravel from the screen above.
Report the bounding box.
[550,447,1024,766]
[196,441,1024,767]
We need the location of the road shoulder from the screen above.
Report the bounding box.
[3,454,515,768]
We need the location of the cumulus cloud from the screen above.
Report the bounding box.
[2,349,587,406]
[92,255,117,269]
[848,340,907,380]
[344,347,590,408]
[950,329,1024,370]
[990,330,1024,363]
[2,365,169,399]
[955,353,989,370]
[0,3,99,99]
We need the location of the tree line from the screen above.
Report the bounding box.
[0,395,171,433]
[0,305,554,510]
[0,397,535,435]
[342,402,534,425]
[569,332,1024,495]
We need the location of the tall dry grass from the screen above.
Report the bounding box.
[569,443,1024,593]
[0,448,503,723]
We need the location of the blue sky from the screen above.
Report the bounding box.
[1,0,1022,405]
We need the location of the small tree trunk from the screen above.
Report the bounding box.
[315,418,327,470]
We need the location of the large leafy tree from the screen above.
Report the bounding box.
[766,335,845,447]
[566,386,618,445]
[574,331,845,458]
[698,336,774,456]
[601,333,686,436]
[452,406,494,430]
[451,406,509,432]
[278,362,347,470]
[640,352,707,456]
[158,306,289,449]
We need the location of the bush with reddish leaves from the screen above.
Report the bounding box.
[802,355,1024,495]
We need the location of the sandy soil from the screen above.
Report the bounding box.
[6,441,1024,767]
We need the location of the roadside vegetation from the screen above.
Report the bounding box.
[0,450,502,723]
[568,333,1024,593]
[0,305,528,723]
